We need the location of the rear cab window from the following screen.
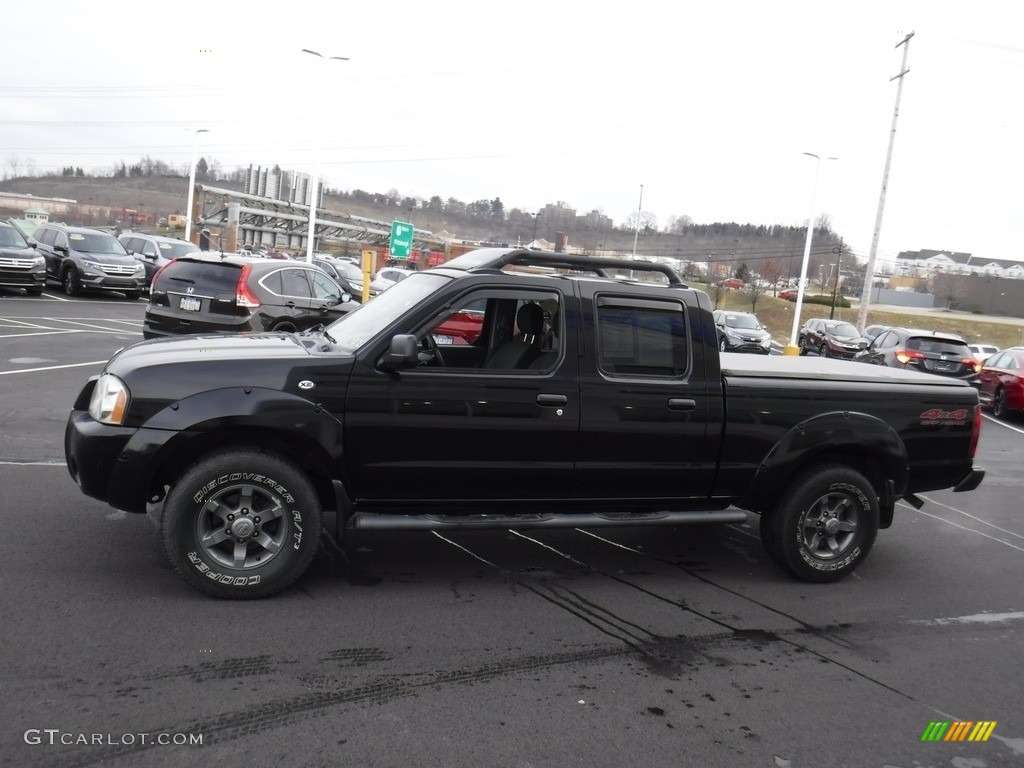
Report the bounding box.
[595,296,689,378]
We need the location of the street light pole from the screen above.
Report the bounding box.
[301,49,349,264]
[531,212,541,243]
[184,128,208,244]
[631,184,644,260]
[786,152,837,355]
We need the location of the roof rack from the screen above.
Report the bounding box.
[440,248,685,286]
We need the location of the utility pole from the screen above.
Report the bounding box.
[856,31,914,333]
[830,245,844,319]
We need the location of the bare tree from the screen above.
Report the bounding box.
[709,281,728,310]
[761,258,784,296]
[6,154,22,177]
[745,277,768,313]
[932,273,968,310]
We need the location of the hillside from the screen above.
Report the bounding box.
[0,175,844,280]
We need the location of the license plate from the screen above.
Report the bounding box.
[179,296,201,312]
[432,334,454,346]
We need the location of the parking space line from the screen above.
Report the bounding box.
[983,413,1024,436]
[0,317,53,329]
[38,318,142,333]
[0,329,88,339]
[901,502,1024,554]
[918,493,1024,542]
[0,360,107,376]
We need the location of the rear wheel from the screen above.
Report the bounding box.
[62,266,81,297]
[271,321,297,333]
[993,388,1009,419]
[760,463,879,583]
[160,448,323,599]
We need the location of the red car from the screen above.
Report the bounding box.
[779,289,798,301]
[432,301,486,345]
[719,278,745,289]
[978,347,1024,419]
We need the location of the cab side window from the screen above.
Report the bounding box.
[415,289,561,371]
[596,298,688,378]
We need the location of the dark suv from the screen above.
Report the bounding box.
[0,221,46,295]
[32,223,145,299]
[798,318,869,359]
[712,309,771,353]
[854,327,982,385]
[143,255,355,338]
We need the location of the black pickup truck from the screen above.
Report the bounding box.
[65,249,984,598]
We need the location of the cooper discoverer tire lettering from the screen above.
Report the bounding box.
[160,448,322,599]
[760,463,879,583]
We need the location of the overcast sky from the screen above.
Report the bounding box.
[3,0,1022,269]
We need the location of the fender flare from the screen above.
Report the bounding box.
[738,411,909,521]
[108,387,345,513]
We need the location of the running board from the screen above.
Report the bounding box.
[352,509,749,531]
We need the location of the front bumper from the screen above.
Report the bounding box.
[65,408,180,514]
[81,274,144,292]
[64,409,136,505]
[0,269,46,289]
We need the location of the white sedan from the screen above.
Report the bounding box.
[370,266,415,293]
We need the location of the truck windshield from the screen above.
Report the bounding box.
[326,272,451,351]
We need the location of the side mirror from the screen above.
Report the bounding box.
[380,334,419,371]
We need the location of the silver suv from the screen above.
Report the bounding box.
[119,232,201,288]
[33,223,145,299]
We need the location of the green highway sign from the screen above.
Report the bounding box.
[389,220,414,259]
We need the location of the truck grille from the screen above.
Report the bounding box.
[0,257,38,268]
[97,263,138,276]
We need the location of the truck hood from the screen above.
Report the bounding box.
[103,332,356,423]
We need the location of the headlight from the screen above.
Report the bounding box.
[82,259,104,273]
[134,264,145,275]
[88,374,130,425]
[32,255,45,268]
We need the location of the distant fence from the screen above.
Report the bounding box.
[869,287,934,309]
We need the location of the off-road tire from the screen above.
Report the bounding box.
[161,448,322,599]
[761,463,879,583]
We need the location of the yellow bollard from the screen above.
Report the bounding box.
[783,344,801,356]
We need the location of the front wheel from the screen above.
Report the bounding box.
[760,464,879,583]
[798,338,808,356]
[818,343,830,358]
[63,266,81,297]
[161,448,323,599]
[719,337,728,352]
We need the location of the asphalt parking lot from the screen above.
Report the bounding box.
[1,287,1023,768]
